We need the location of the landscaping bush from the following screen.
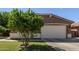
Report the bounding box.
[2,29,10,36]
[0,26,6,33]
[0,26,10,36]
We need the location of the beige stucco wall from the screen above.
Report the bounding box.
[10,32,40,38]
[10,25,67,39]
[41,25,66,38]
[10,32,23,38]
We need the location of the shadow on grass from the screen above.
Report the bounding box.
[19,44,65,51]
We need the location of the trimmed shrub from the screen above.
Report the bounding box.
[0,26,6,33]
[0,26,10,37]
[3,29,10,36]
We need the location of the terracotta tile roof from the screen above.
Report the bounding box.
[71,23,79,28]
[72,23,79,26]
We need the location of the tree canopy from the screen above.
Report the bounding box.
[0,12,9,27]
[7,8,44,45]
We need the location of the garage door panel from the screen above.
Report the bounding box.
[41,25,66,38]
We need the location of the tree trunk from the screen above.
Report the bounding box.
[22,38,25,45]
[26,31,32,45]
[21,32,32,46]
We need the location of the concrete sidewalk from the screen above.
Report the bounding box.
[0,37,16,41]
[0,39,17,41]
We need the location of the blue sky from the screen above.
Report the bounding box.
[0,8,79,22]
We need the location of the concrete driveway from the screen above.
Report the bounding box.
[46,38,79,51]
[47,42,79,51]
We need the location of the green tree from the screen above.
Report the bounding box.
[0,12,9,28]
[8,8,44,46]
[0,26,6,33]
[25,9,44,39]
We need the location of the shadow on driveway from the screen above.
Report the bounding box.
[16,38,79,43]
[43,38,79,43]
[11,37,79,43]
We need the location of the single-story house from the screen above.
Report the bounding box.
[10,13,74,39]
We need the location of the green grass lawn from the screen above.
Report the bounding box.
[0,40,54,51]
[0,41,22,51]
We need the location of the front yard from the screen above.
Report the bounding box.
[0,41,21,51]
[0,40,55,51]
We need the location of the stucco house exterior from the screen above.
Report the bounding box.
[10,13,74,39]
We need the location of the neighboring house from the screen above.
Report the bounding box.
[71,23,79,37]
[10,13,74,39]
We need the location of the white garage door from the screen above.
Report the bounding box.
[41,25,66,38]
